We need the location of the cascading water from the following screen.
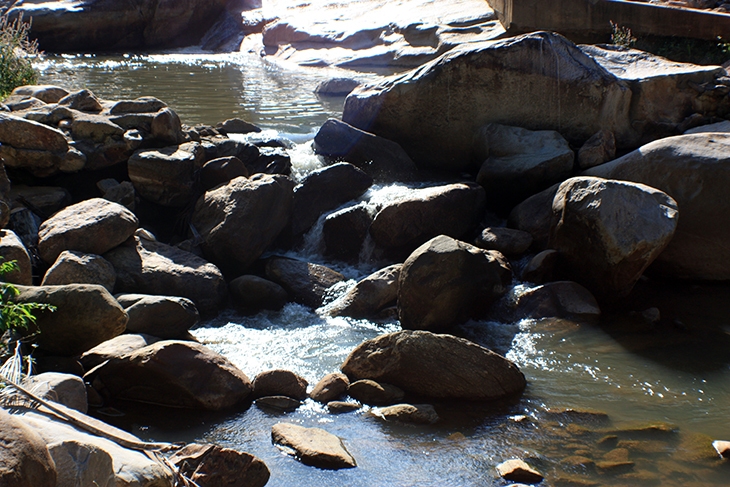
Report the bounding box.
[35,51,730,487]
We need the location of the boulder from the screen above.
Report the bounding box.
[0,112,72,177]
[495,459,544,484]
[310,372,350,404]
[252,369,308,400]
[37,198,138,265]
[271,423,356,469]
[13,284,127,357]
[581,44,728,146]
[369,182,486,252]
[322,204,372,261]
[0,408,56,487]
[116,293,200,339]
[507,183,560,250]
[327,401,361,414]
[97,179,135,211]
[128,142,205,207]
[313,118,418,181]
[347,379,405,406]
[512,281,601,321]
[191,174,295,275]
[9,85,69,104]
[342,31,631,171]
[69,113,125,142]
[474,123,574,209]
[549,177,678,300]
[58,89,103,112]
[314,78,360,96]
[376,403,439,424]
[291,162,373,236]
[398,235,511,331]
[265,257,344,309]
[199,137,260,166]
[578,129,616,170]
[22,372,88,414]
[109,96,167,114]
[473,227,533,256]
[150,107,185,145]
[79,333,161,371]
[41,250,116,292]
[8,0,228,51]
[104,236,226,316]
[520,249,559,284]
[169,443,270,487]
[15,402,173,487]
[8,184,72,217]
[584,133,730,280]
[341,330,526,401]
[89,340,252,410]
[215,118,262,135]
[200,156,250,190]
[0,229,32,285]
[256,396,301,412]
[326,264,401,319]
[228,274,289,311]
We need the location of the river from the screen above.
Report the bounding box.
[37,51,730,486]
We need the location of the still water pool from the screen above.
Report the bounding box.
[37,52,730,486]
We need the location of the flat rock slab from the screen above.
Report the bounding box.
[495,458,544,484]
[271,423,356,470]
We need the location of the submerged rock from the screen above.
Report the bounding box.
[376,403,439,424]
[341,330,526,401]
[271,423,357,470]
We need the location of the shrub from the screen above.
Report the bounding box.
[0,12,39,99]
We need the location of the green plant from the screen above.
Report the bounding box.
[0,12,39,99]
[0,260,53,340]
[610,20,637,48]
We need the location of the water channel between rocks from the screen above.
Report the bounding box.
[38,52,730,487]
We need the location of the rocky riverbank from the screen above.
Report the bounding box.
[1,27,730,486]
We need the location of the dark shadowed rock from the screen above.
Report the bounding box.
[104,236,226,316]
[37,198,138,265]
[315,78,360,96]
[578,129,616,170]
[370,182,486,253]
[512,281,601,321]
[252,369,308,400]
[192,174,295,275]
[341,330,526,401]
[215,118,262,135]
[89,340,252,410]
[229,274,289,311]
[507,183,560,251]
[473,227,533,256]
[116,293,200,339]
[291,162,373,236]
[376,403,439,424]
[200,156,250,190]
[265,257,344,308]
[323,204,372,261]
[313,118,418,181]
[549,177,678,300]
[271,423,356,469]
[14,284,127,357]
[398,235,511,331]
[326,264,401,319]
[520,249,559,284]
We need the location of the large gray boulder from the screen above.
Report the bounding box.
[8,0,228,51]
[398,235,511,331]
[13,283,127,356]
[581,44,728,146]
[313,119,418,181]
[474,123,574,209]
[0,409,56,487]
[341,330,526,401]
[37,198,138,265]
[584,133,728,280]
[549,177,678,300]
[291,162,373,236]
[369,182,486,252]
[104,235,226,316]
[191,174,295,275]
[343,31,631,171]
[89,340,253,410]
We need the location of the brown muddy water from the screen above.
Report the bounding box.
[37,51,730,487]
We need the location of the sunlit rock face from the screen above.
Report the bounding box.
[255,0,505,69]
[8,0,228,51]
[342,31,633,172]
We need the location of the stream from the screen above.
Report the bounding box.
[37,51,730,486]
